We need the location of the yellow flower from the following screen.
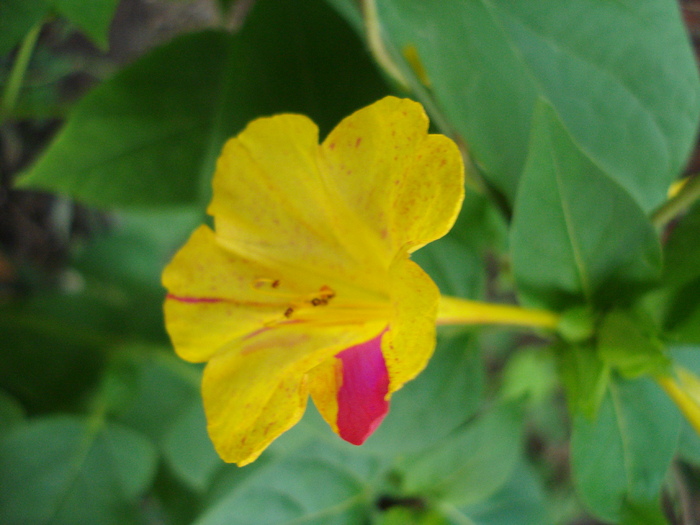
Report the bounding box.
[162,97,465,465]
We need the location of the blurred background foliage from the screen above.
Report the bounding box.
[2,0,700,523]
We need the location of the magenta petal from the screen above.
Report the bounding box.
[336,329,390,445]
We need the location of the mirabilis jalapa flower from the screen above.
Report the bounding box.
[162,96,558,466]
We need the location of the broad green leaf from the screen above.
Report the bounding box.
[557,342,609,419]
[0,415,157,525]
[163,400,222,492]
[0,390,25,435]
[597,309,670,378]
[373,0,700,211]
[571,376,680,522]
[195,445,373,525]
[52,0,119,50]
[0,0,49,55]
[362,333,483,456]
[0,292,107,412]
[400,403,522,507]
[116,350,201,444]
[511,101,662,311]
[19,0,387,207]
[620,498,669,525]
[452,461,548,525]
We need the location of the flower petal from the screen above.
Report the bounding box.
[203,321,385,465]
[319,96,464,254]
[309,328,390,445]
[382,257,440,394]
[208,113,388,297]
[162,225,287,362]
[336,329,390,445]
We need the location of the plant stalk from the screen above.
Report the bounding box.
[1,22,42,121]
[437,295,560,330]
[651,175,700,228]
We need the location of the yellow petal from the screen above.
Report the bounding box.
[319,96,464,255]
[203,321,384,465]
[208,113,388,297]
[163,225,288,362]
[382,257,440,393]
[308,355,343,434]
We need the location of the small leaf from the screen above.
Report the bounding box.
[511,101,662,311]
[400,403,522,507]
[501,346,557,405]
[0,415,157,525]
[597,309,670,378]
[571,376,680,522]
[557,342,610,418]
[663,201,700,289]
[53,0,119,50]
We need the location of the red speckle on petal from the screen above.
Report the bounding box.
[166,294,222,304]
[335,329,390,445]
[329,142,336,150]
[355,137,362,148]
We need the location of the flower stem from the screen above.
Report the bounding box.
[1,21,42,122]
[656,374,700,436]
[437,295,560,331]
[651,175,700,229]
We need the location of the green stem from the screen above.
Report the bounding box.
[651,175,700,229]
[1,22,42,121]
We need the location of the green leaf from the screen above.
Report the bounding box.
[511,101,662,311]
[597,309,670,378]
[116,351,201,444]
[663,202,700,289]
[661,202,700,343]
[454,461,548,525]
[0,292,108,412]
[571,376,680,522]
[374,0,700,211]
[0,0,49,55]
[620,498,669,525]
[501,346,557,405]
[0,390,25,436]
[19,0,387,208]
[400,403,522,507]
[557,342,610,419]
[362,333,483,456]
[663,278,700,344]
[195,445,373,525]
[0,415,157,524]
[163,400,222,492]
[52,0,119,50]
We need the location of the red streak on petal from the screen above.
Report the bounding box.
[166,294,223,304]
[336,328,390,445]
